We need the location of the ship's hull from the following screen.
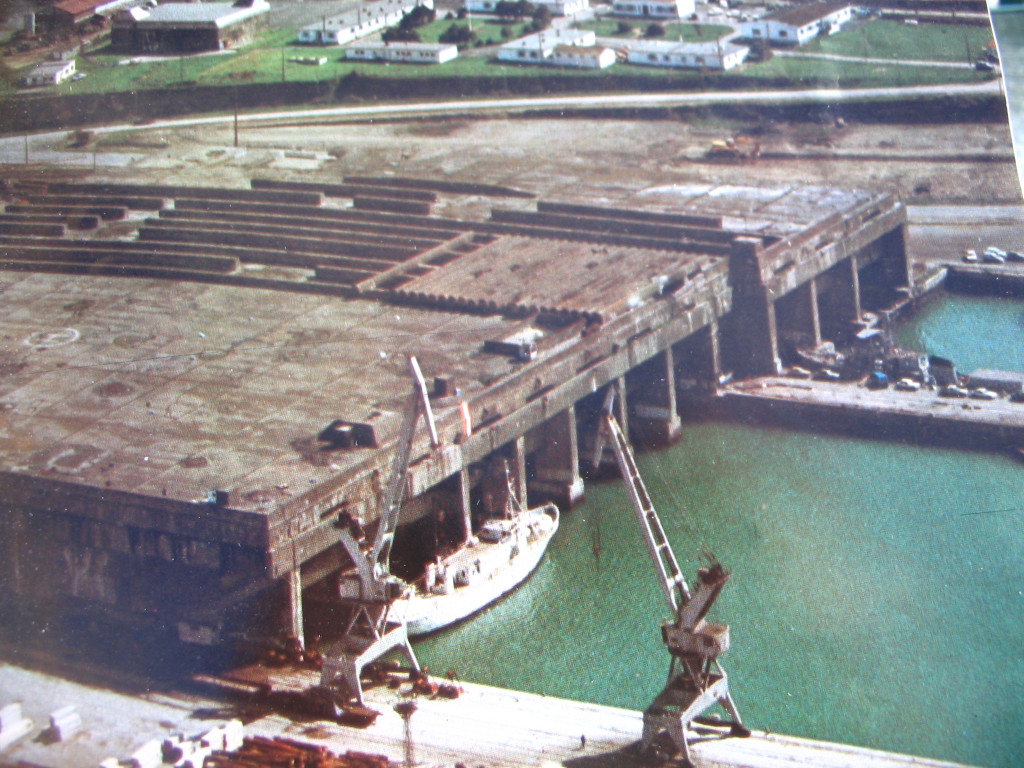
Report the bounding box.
[404,504,559,637]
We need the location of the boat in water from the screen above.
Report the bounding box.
[402,501,559,637]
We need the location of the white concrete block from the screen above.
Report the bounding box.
[223,719,244,752]
[0,703,33,751]
[49,704,82,741]
[199,725,225,751]
[128,738,162,768]
[180,744,211,768]
[0,703,23,731]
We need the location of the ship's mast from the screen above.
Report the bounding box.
[318,357,439,709]
[593,387,749,766]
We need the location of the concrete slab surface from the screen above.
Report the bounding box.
[0,662,976,768]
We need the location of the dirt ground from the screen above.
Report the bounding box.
[61,113,1023,266]
[81,115,1020,203]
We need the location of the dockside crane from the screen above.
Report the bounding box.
[318,357,439,709]
[593,388,749,766]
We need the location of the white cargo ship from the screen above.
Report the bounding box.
[403,502,559,636]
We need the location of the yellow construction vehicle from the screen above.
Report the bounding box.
[706,136,761,163]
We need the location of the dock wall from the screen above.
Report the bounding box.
[944,264,1024,297]
[703,382,1024,452]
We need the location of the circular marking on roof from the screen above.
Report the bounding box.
[24,328,79,349]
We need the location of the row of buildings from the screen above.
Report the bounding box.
[495,28,749,70]
[26,0,859,80]
[299,0,858,49]
[334,28,747,71]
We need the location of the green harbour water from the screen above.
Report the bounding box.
[415,292,1024,768]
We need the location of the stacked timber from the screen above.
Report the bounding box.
[205,736,390,768]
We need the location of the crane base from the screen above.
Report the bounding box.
[641,673,747,766]
[318,621,418,707]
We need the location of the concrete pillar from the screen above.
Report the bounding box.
[728,236,782,377]
[457,467,472,541]
[731,292,782,377]
[879,223,912,291]
[849,253,862,322]
[698,319,724,387]
[615,376,630,437]
[285,567,304,649]
[631,347,682,446]
[530,405,585,508]
[511,436,528,506]
[808,277,822,346]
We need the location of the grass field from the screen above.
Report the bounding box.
[801,20,996,63]
[746,55,994,86]
[21,17,998,99]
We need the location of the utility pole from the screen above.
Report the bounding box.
[394,700,417,768]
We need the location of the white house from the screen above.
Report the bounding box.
[550,43,616,69]
[465,0,589,16]
[22,59,77,87]
[739,2,854,46]
[611,0,694,20]
[498,28,594,63]
[298,0,433,45]
[345,41,458,63]
[624,38,748,70]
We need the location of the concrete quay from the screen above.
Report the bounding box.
[713,377,1024,451]
[943,262,1024,297]
[0,661,976,768]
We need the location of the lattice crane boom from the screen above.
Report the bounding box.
[320,356,439,708]
[369,356,439,578]
[596,389,690,614]
[594,385,748,766]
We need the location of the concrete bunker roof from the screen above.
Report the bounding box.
[0,275,526,513]
[0,178,886,524]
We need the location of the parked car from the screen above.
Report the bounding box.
[983,247,1007,264]
[940,385,969,398]
[895,378,921,392]
[813,368,841,381]
[963,249,979,263]
[969,388,998,400]
[1007,250,1024,262]
[866,371,889,390]
[976,60,995,72]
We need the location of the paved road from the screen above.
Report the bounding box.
[0,79,1004,163]
[774,50,978,69]
[907,204,1024,226]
